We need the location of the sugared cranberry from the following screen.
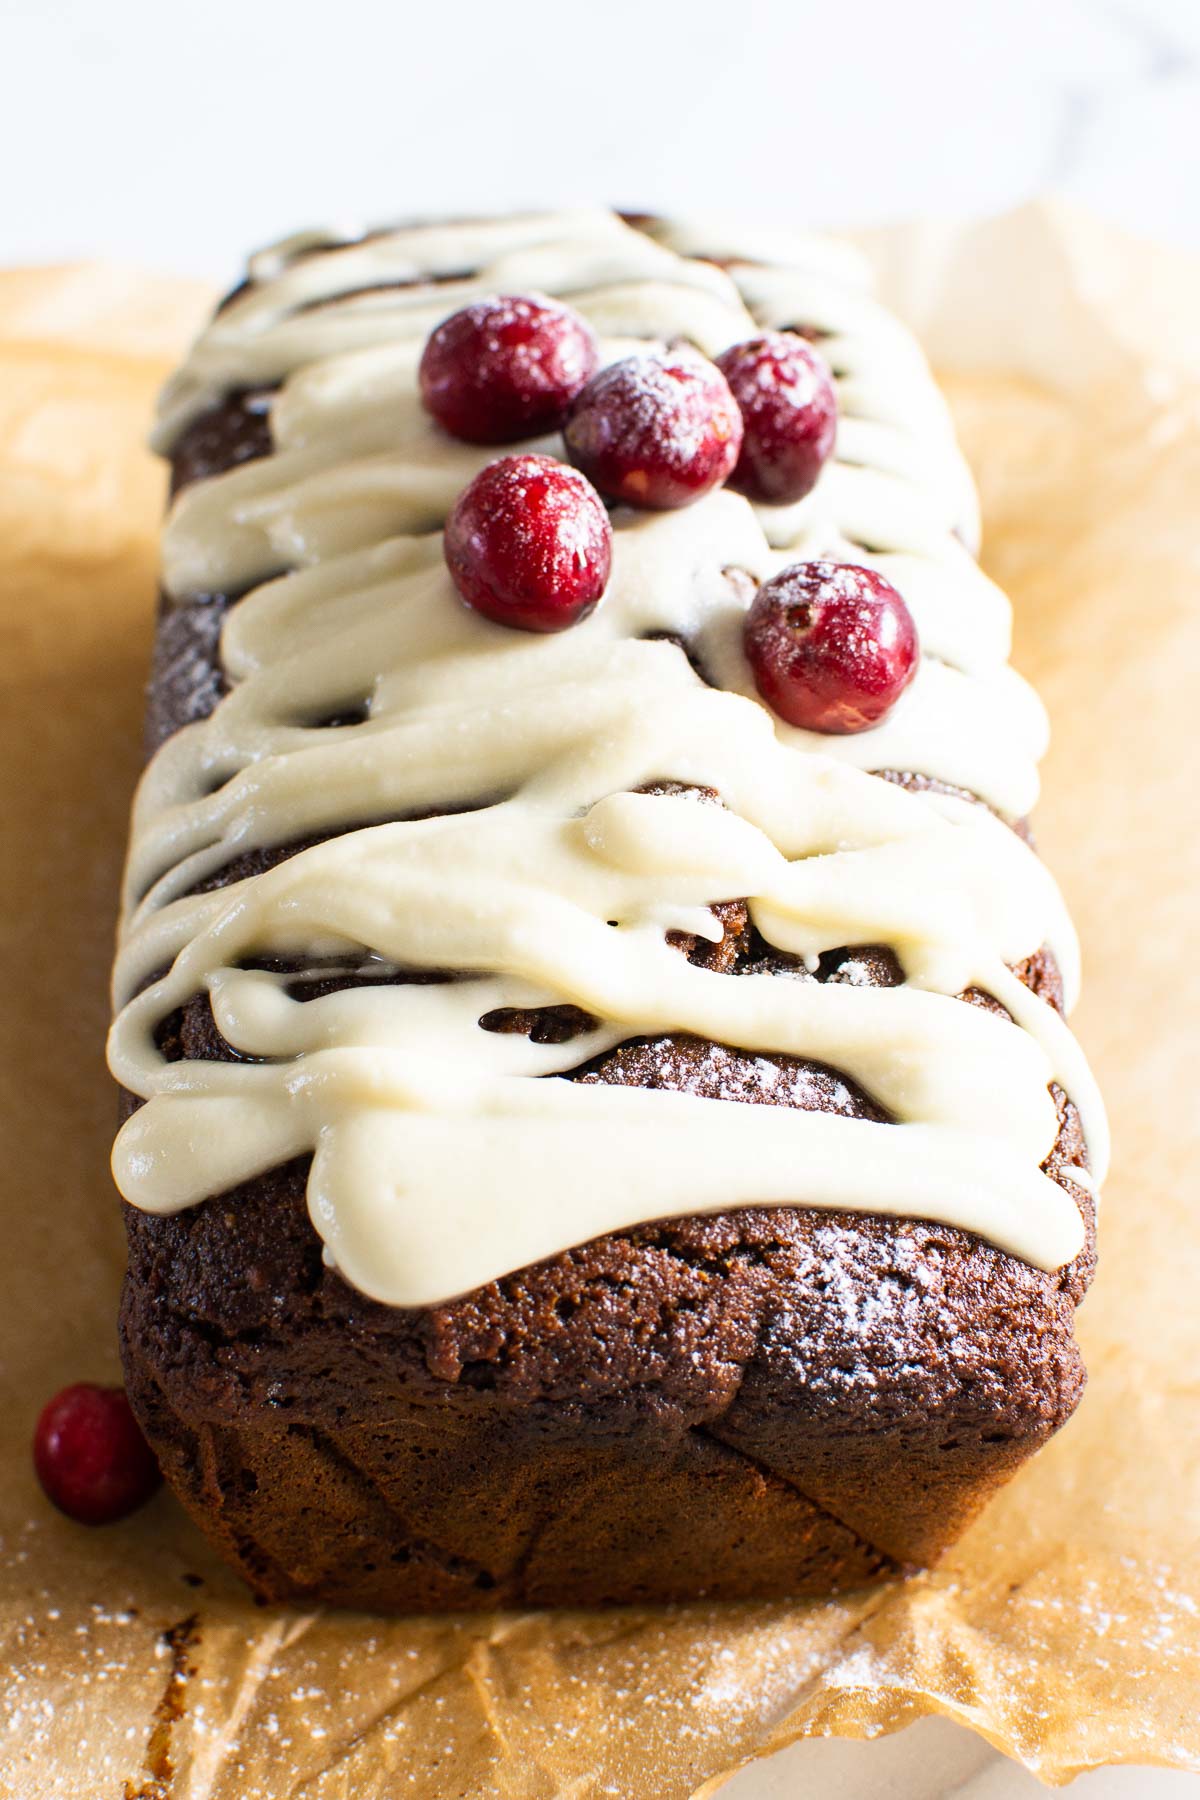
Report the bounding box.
[717,332,838,504]
[419,295,598,444]
[444,453,612,632]
[744,561,919,734]
[33,1383,161,1525]
[563,348,743,509]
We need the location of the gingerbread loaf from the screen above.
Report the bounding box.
[111,211,1105,1609]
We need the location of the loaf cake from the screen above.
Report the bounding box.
[110,210,1106,1609]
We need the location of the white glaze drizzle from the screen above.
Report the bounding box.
[109,210,1106,1307]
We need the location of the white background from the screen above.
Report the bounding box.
[2,0,1199,279]
[4,0,1198,1792]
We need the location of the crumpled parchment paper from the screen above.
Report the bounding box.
[1,203,1197,1797]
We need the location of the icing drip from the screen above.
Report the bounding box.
[109,209,1107,1307]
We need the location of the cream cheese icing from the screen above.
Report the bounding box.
[109,209,1107,1308]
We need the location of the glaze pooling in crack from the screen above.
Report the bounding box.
[109,209,1107,1307]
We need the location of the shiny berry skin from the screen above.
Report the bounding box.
[744,561,919,734]
[419,294,598,444]
[563,348,743,509]
[33,1383,161,1525]
[717,332,838,504]
[444,454,612,632]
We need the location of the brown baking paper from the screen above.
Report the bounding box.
[1,204,1197,1796]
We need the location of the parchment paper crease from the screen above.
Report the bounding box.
[0,203,1196,1797]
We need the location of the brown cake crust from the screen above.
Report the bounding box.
[118,328,1095,1612]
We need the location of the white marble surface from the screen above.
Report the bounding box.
[4,1,1197,1792]
[2,0,1198,278]
[723,1715,1200,1797]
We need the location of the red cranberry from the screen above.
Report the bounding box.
[419,294,598,444]
[744,561,919,733]
[33,1383,161,1525]
[563,348,743,509]
[717,332,838,504]
[444,453,612,632]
